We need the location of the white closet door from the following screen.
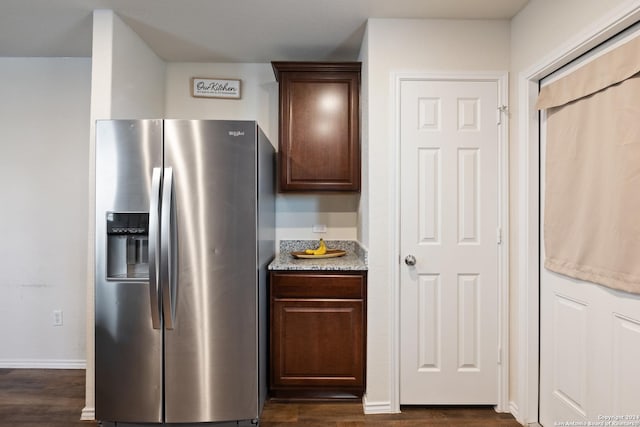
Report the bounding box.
[539,28,640,426]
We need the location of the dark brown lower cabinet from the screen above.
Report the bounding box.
[269,271,367,399]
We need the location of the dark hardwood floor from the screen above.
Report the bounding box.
[260,402,522,426]
[0,369,93,427]
[0,369,522,426]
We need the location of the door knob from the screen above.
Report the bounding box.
[405,255,416,266]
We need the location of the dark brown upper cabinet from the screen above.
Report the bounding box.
[272,62,361,192]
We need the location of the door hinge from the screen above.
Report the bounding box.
[496,227,503,245]
[496,105,508,125]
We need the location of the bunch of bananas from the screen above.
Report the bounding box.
[305,238,327,255]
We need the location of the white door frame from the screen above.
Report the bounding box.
[391,71,510,413]
[516,2,640,424]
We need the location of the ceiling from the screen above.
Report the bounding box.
[0,0,529,62]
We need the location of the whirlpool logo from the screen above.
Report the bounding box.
[228,130,245,137]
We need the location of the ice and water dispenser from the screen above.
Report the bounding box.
[106,212,149,280]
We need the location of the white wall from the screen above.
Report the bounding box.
[508,0,635,422]
[357,25,370,246]
[110,14,166,118]
[164,62,360,246]
[165,63,276,133]
[0,57,91,367]
[274,194,359,243]
[361,18,510,411]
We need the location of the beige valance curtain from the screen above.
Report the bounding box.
[536,36,640,295]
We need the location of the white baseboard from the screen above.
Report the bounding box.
[509,401,521,424]
[363,396,398,414]
[0,359,86,369]
[81,406,95,421]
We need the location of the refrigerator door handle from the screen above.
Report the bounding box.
[160,167,178,330]
[148,167,162,330]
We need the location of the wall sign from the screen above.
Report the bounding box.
[191,77,241,99]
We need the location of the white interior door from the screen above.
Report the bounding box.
[539,107,640,426]
[399,78,500,404]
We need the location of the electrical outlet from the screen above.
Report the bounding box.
[53,310,63,326]
[312,224,327,233]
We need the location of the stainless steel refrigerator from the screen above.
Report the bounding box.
[95,120,274,425]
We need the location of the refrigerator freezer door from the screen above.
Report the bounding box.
[163,120,260,423]
[95,120,163,423]
[149,167,162,329]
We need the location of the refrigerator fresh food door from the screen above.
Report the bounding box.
[163,120,259,423]
[95,120,163,423]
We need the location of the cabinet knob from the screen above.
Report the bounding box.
[404,255,417,266]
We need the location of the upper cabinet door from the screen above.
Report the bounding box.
[272,62,361,192]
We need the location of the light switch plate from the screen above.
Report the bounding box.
[53,310,63,326]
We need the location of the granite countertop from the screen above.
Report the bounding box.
[268,240,368,271]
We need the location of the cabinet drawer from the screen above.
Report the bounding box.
[271,272,365,299]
